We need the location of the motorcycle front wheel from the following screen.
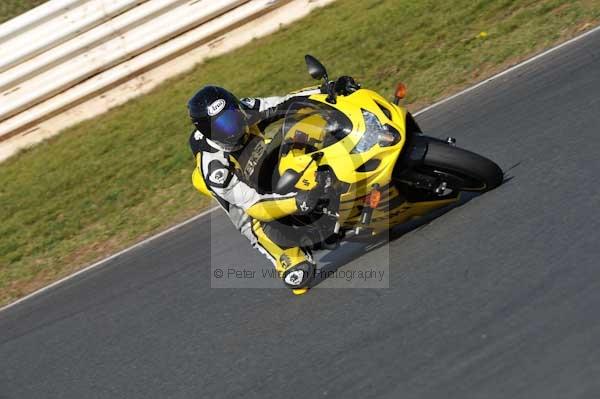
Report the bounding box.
[417,139,503,192]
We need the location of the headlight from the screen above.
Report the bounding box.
[351,110,401,153]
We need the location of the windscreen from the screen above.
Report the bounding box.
[279,100,353,157]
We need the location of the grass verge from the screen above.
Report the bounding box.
[1,0,600,306]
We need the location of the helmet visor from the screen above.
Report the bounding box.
[195,108,248,152]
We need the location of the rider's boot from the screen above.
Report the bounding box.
[251,220,316,294]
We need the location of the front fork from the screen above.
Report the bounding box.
[394,133,457,194]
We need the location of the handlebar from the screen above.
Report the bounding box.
[321,76,361,97]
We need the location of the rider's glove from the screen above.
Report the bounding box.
[294,170,333,214]
[295,190,319,215]
[334,76,361,96]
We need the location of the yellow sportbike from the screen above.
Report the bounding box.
[250,55,503,291]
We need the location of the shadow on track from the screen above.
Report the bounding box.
[310,191,482,288]
[311,164,518,288]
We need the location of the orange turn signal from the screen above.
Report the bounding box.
[366,189,381,208]
[395,82,407,99]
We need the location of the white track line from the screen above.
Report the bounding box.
[0,206,219,312]
[2,23,600,313]
[414,23,600,116]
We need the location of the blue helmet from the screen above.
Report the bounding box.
[188,86,249,152]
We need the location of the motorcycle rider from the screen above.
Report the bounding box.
[188,85,323,292]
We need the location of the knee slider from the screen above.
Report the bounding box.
[281,261,315,289]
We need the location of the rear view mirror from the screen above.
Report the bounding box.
[305,54,328,81]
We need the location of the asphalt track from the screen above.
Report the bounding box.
[2,29,600,399]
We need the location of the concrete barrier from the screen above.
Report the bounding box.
[0,0,188,92]
[0,0,147,73]
[0,0,86,44]
[0,0,248,121]
[0,0,336,161]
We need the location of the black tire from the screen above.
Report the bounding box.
[420,139,503,192]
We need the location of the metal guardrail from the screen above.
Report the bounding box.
[0,0,294,142]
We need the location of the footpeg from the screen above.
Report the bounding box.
[435,181,448,195]
[322,233,341,250]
